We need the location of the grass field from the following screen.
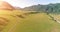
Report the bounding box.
[12,13,60,32]
[0,10,60,32]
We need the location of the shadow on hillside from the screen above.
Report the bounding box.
[17,15,25,18]
[23,12,40,15]
[16,12,40,18]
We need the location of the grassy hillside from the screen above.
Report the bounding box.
[0,10,26,32]
[0,10,60,32]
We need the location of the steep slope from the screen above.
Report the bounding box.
[0,1,14,10]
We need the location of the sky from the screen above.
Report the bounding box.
[1,0,60,8]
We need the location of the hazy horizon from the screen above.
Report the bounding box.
[1,0,60,8]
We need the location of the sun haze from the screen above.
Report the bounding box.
[2,0,60,8]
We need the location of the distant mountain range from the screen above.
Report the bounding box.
[14,7,22,10]
[22,3,60,13]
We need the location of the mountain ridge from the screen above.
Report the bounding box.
[22,3,60,13]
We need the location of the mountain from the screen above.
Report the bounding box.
[0,1,15,10]
[14,7,23,10]
[23,3,60,13]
